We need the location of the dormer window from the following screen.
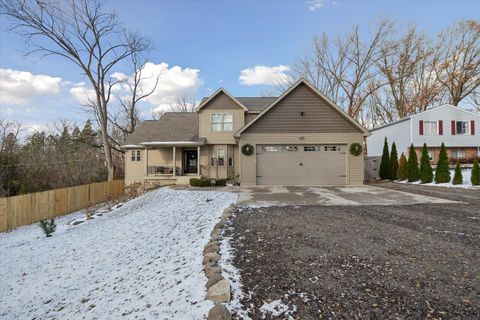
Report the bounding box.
[211,113,233,132]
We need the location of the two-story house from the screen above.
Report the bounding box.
[367,105,479,164]
[122,79,368,186]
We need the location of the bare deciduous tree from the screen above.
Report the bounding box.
[295,21,393,120]
[0,0,153,180]
[151,96,197,120]
[433,20,480,106]
[377,25,445,119]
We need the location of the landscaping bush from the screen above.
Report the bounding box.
[379,137,390,179]
[452,162,463,185]
[389,142,399,180]
[189,178,226,187]
[472,159,480,186]
[419,143,433,183]
[407,143,419,182]
[397,153,408,180]
[435,143,450,183]
[39,219,56,237]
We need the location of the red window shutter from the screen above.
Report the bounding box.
[471,120,475,135]
[419,120,424,135]
[438,120,443,135]
[451,120,456,135]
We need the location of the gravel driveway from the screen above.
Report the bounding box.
[226,183,479,319]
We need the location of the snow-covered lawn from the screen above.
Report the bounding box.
[0,187,236,319]
[397,169,479,189]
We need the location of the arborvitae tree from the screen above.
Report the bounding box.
[397,153,408,180]
[419,143,433,183]
[390,142,399,180]
[435,143,451,183]
[453,162,463,185]
[407,143,420,182]
[471,158,480,186]
[379,137,390,179]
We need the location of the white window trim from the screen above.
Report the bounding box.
[423,121,438,135]
[131,150,141,162]
[455,121,470,135]
[210,113,233,132]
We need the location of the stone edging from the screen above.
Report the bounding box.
[203,205,235,320]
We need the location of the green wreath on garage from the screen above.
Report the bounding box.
[241,143,254,156]
[349,143,363,156]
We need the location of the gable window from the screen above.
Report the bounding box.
[423,121,437,135]
[131,150,141,162]
[211,113,233,132]
[456,121,469,135]
[451,150,465,159]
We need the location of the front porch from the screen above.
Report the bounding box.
[142,142,203,185]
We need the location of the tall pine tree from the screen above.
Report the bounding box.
[390,142,399,180]
[407,144,420,182]
[435,143,451,183]
[379,137,390,180]
[397,153,408,180]
[419,143,433,183]
[471,158,480,186]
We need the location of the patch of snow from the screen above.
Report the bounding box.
[396,169,479,189]
[0,187,236,319]
[220,234,252,319]
[260,299,296,319]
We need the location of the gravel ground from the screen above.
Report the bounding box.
[226,183,480,319]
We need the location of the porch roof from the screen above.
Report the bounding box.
[123,112,199,147]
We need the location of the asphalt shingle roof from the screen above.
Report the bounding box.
[199,96,277,111]
[125,112,199,145]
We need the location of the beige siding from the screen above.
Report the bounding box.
[239,133,364,186]
[198,92,245,144]
[245,83,362,134]
[125,149,144,185]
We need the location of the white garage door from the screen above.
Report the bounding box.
[256,144,347,185]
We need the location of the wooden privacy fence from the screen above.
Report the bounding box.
[0,180,124,233]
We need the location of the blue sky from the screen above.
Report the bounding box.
[0,0,479,131]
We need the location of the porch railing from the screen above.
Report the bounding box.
[147,166,180,176]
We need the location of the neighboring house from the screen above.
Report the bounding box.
[367,105,479,164]
[123,79,368,186]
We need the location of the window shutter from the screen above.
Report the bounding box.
[471,120,475,135]
[451,120,456,135]
[419,120,424,135]
[438,120,443,135]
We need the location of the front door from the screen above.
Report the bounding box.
[184,150,198,174]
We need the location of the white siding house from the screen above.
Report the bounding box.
[367,105,480,163]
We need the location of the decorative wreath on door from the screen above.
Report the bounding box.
[349,143,363,156]
[241,143,254,156]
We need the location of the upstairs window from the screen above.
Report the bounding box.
[211,113,233,132]
[456,121,469,135]
[131,150,141,162]
[423,121,437,135]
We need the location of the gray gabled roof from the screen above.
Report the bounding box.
[124,112,200,145]
[199,96,277,112]
[236,97,277,111]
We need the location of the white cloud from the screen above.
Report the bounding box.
[239,65,292,86]
[68,62,203,112]
[69,82,97,106]
[139,62,203,111]
[307,0,336,11]
[0,68,62,105]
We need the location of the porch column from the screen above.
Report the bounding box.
[197,145,201,177]
[173,146,176,177]
[144,147,148,177]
